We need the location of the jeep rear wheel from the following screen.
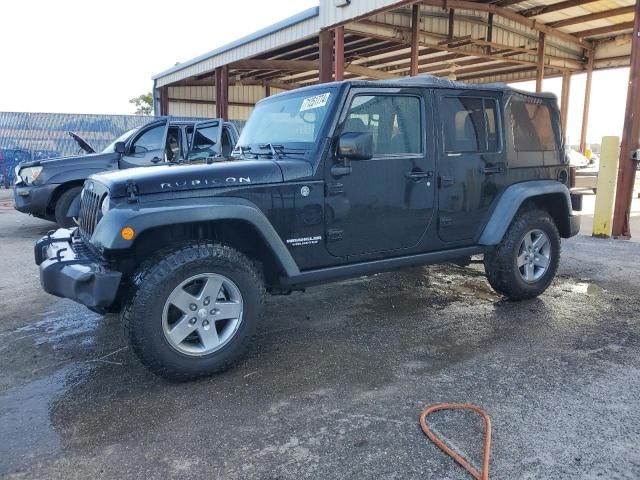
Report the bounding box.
[484,209,560,300]
[122,242,264,381]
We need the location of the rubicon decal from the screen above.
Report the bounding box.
[286,235,321,247]
[160,177,251,189]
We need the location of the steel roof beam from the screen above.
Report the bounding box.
[420,0,591,48]
[573,21,636,38]
[519,0,599,18]
[548,5,636,28]
[349,20,584,70]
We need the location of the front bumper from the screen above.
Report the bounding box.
[14,183,59,217]
[35,228,122,308]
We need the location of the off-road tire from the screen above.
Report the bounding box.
[54,186,82,228]
[122,242,264,381]
[484,209,560,300]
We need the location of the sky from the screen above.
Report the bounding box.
[0,0,631,145]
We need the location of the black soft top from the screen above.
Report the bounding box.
[268,74,557,101]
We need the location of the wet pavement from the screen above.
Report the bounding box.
[1,190,640,479]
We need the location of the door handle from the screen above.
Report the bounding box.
[331,164,352,177]
[406,170,433,181]
[482,165,503,174]
[151,157,161,164]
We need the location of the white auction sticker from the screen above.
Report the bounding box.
[300,93,330,112]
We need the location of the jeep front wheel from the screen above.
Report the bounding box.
[122,242,264,381]
[484,209,560,300]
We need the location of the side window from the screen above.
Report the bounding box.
[442,97,500,153]
[511,100,556,151]
[343,95,421,156]
[191,126,219,152]
[131,124,165,154]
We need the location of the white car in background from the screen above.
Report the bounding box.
[568,149,598,194]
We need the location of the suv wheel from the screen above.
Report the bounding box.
[484,209,560,300]
[54,186,82,228]
[122,242,264,381]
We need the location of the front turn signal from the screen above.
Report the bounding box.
[121,226,135,241]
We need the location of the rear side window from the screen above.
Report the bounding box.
[343,95,422,156]
[511,100,556,151]
[441,97,500,153]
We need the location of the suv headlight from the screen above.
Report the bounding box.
[19,166,43,185]
[100,195,110,216]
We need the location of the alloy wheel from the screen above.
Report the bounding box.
[162,273,243,356]
[517,229,551,283]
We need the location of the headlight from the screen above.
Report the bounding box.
[100,195,110,216]
[19,166,43,185]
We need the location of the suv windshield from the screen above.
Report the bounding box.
[236,89,335,151]
[101,128,139,153]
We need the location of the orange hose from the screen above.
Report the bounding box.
[419,403,492,480]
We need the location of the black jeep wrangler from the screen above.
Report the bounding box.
[35,77,580,380]
[14,118,238,227]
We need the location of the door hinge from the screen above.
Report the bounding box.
[327,228,344,241]
[326,182,344,196]
[439,176,454,187]
[439,216,453,227]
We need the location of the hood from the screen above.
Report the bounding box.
[68,131,96,153]
[90,159,285,198]
[21,151,115,169]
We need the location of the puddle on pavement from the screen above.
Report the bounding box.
[10,305,102,349]
[0,300,127,474]
[0,364,91,475]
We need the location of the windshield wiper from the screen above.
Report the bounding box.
[258,143,287,159]
[234,145,258,159]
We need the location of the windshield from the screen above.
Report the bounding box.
[101,128,139,153]
[236,89,335,149]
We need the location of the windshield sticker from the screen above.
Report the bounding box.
[300,93,330,112]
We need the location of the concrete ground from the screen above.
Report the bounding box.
[1,187,640,480]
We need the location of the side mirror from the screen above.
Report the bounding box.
[338,132,373,160]
[114,141,126,154]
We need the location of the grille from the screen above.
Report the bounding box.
[78,189,101,237]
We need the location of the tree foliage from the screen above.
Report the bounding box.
[129,92,153,115]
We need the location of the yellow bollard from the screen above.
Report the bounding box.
[592,136,620,238]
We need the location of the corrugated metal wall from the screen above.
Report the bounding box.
[167,86,287,120]
[0,112,245,183]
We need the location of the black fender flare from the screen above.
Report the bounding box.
[478,180,574,245]
[92,197,300,277]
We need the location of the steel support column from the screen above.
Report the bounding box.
[486,13,494,54]
[410,4,420,76]
[612,0,640,238]
[448,8,455,39]
[159,87,169,116]
[580,50,594,153]
[319,29,333,83]
[560,70,571,136]
[215,65,229,119]
[334,26,344,81]
[536,32,546,92]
